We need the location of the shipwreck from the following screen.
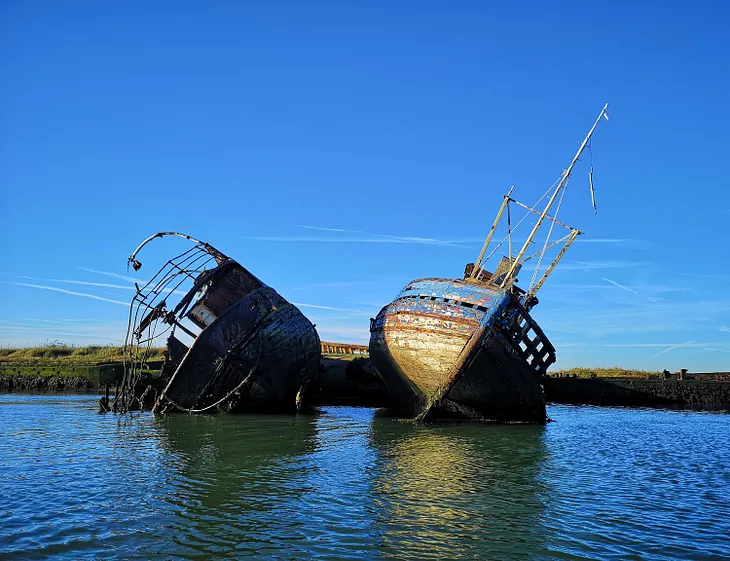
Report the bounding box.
[369,104,611,423]
[112,232,320,414]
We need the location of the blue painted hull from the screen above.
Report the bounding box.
[369,278,555,422]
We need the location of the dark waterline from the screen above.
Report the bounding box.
[1,395,729,560]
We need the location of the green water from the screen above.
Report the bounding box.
[1,395,729,560]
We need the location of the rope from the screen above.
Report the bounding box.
[158,333,264,414]
[160,364,258,414]
[480,176,561,266]
[528,177,569,292]
[588,139,598,213]
[507,201,512,259]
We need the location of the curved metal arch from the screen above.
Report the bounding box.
[127,231,228,271]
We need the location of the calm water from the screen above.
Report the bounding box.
[1,395,729,560]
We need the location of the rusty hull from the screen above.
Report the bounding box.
[369,277,555,423]
[115,233,320,414]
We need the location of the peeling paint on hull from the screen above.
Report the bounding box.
[369,278,555,423]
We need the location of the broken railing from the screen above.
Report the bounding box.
[112,232,227,412]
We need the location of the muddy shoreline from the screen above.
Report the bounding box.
[3,362,729,413]
[0,374,96,392]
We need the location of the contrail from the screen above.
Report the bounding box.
[602,277,640,295]
[51,279,136,290]
[653,340,697,358]
[2,272,135,291]
[22,318,78,325]
[7,282,128,306]
[292,302,371,315]
[78,267,142,284]
[576,238,634,243]
[288,224,474,247]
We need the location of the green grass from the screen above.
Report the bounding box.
[2,344,662,380]
[1,364,94,377]
[0,342,165,365]
[552,367,662,379]
[0,343,166,386]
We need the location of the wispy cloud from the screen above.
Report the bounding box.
[548,283,694,293]
[51,279,136,291]
[559,260,647,271]
[21,317,101,324]
[66,270,186,295]
[249,224,474,248]
[248,235,473,247]
[22,317,87,325]
[559,342,722,349]
[538,294,730,338]
[3,272,136,291]
[79,267,143,284]
[292,302,371,315]
[290,279,400,291]
[296,225,353,234]
[575,238,634,244]
[6,282,128,306]
[0,321,127,346]
[653,340,697,357]
[602,277,639,295]
[702,347,730,354]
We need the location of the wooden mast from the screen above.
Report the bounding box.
[499,103,609,289]
[471,185,514,278]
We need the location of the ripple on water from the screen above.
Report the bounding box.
[1,396,729,560]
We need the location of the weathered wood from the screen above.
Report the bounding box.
[369,278,553,423]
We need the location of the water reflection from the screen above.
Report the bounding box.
[135,409,553,560]
[151,413,320,558]
[5,397,728,561]
[369,421,550,560]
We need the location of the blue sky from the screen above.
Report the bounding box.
[1,1,729,371]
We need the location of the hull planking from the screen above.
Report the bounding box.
[369,278,554,423]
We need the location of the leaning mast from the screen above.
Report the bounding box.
[500,103,609,287]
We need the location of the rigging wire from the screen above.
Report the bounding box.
[480,177,560,266]
[588,139,598,214]
[528,176,569,292]
[507,200,512,259]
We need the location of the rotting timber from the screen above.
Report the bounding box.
[110,232,320,414]
[369,104,611,423]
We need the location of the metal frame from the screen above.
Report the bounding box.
[113,232,227,412]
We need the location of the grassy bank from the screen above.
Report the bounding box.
[0,343,165,387]
[0,343,165,365]
[552,367,662,379]
[1,344,665,381]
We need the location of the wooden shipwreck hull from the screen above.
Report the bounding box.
[369,277,555,423]
[113,232,320,414]
[369,104,612,423]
